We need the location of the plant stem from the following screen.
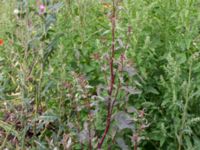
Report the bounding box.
[98,0,116,148]
[134,140,137,150]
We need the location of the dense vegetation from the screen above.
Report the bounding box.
[1,0,200,149]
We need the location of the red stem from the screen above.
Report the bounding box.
[134,140,137,150]
[108,5,116,96]
[98,1,116,149]
[97,104,111,148]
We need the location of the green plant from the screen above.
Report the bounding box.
[1,0,200,149]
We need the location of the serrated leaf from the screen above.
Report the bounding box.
[45,14,57,32]
[122,86,141,95]
[127,106,137,113]
[114,112,134,131]
[146,86,159,95]
[0,120,19,139]
[123,66,137,77]
[116,138,129,150]
[78,129,89,143]
[48,2,64,12]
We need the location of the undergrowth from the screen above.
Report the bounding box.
[0,0,200,149]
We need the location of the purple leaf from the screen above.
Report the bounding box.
[122,86,141,95]
[114,112,135,131]
[116,138,129,150]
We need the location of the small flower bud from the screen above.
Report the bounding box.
[39,4,46,14]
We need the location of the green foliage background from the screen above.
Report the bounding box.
[0,0,200,149]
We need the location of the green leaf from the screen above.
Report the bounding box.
[146,86,159,95]
[0,120,19,139]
